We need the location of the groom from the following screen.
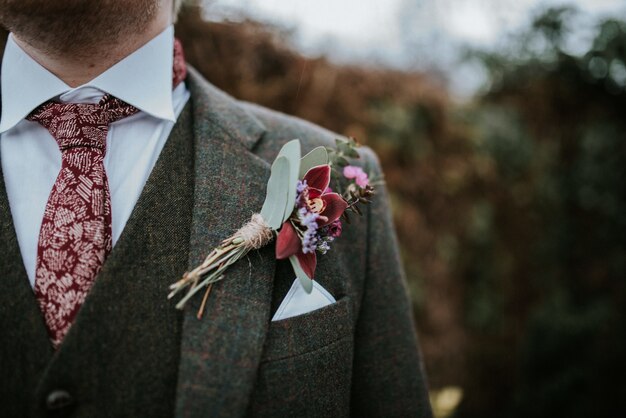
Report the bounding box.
[0,0,432,417]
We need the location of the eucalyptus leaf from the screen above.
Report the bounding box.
[277,139,302,163]
[260,156,291,230]
[289,255,313,293]
[276,140,301,224]
[299,146,329,177]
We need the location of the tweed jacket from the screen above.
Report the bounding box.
[0,66,432,417]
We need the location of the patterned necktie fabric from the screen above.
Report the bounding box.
[26,39,187,348]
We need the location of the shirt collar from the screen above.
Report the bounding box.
[0,25,176,133]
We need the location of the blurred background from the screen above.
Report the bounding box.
[174,0,626,416]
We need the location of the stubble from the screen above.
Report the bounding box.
[0,0,163,58]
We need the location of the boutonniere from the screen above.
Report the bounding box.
[168,138,374,318]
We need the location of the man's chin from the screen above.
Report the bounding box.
[0,0,162,55]
[0,0,95,17]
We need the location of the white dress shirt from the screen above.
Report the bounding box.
[0,26,190,287]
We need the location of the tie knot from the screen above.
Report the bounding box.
[27,95,138,151]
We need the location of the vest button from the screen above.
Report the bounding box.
[45,389,74,410]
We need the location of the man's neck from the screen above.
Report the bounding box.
[12,14,170,88]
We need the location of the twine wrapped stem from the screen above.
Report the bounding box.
[168,214,274,315]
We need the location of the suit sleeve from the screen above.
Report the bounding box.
[350,148,433,418]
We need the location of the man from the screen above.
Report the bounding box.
[0,0,432,416]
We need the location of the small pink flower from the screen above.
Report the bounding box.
[343,165,369,188]
[327,219,342,238]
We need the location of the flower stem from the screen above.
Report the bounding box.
[197,283,213,320]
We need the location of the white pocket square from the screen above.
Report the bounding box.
[271,278,336,321]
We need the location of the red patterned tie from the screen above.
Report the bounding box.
[27,39,187,348]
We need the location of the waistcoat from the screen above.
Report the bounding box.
[0,102,195,417]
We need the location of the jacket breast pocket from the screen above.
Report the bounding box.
[247,297,354,418]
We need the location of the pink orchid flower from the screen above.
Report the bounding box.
[276,165,348,278]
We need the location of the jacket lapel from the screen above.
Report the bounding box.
[175,69,276,417]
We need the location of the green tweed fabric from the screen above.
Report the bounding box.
[247,105,432,418]
[0,102,195,417]
[176,70,433,417]
[0,65,432,417]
